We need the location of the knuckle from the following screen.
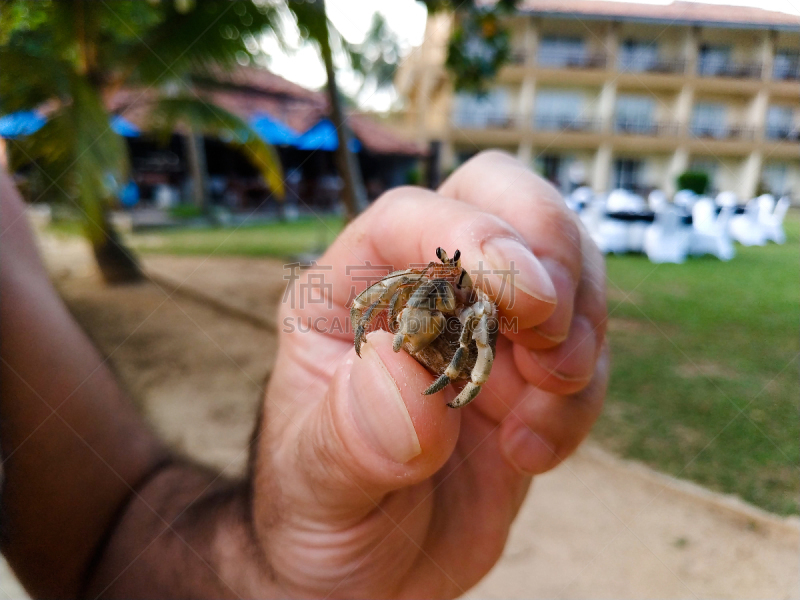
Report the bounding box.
[373,185,419,210]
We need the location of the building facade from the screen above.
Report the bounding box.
[395,1,800,201]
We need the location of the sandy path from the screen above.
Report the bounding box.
[2,233,797,599]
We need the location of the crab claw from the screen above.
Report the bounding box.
[423,373,450,395]
[354,326,367,357]
[447,382,481,408]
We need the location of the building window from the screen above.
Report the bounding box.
[698,45,731,76]
[766,105,796,140]
[618,40,658,72]
[533,89,586,130]
[613,158,642,191]
[773,50,800,80]
[538,37,587,68]
[690,102,727,138]
[452,88,511,129]
[615,95,655,134]
[761,163,789,196]
[539,154,563,188]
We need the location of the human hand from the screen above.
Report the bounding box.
[253,151,609,598]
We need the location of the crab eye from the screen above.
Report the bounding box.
[453,249,461,262]
[436,247,446,262]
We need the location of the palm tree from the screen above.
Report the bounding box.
[0,0,284,282]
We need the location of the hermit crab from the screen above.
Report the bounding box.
[351,248,498,408]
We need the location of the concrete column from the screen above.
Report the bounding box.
[747,89,770,141]
[524,17,539,67]
[517,140,533,165]
[518,76,537,129]
[597,81,617,133]
[676,84,695,136]
[760,30,776,82]
[440,141,456,173]
[667,147,690,197]
[684,26,700,76]
[605,21,620,72]
[740,150,763,200]
[592,143,613,192]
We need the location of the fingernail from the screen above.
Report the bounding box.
[350,343,421,464]
[482,238,557,304]
[502,425,557,475]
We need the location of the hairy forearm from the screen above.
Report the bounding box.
[0,170,276,599]
[82,461,277,599]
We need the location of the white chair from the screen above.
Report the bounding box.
[716,191,739,208]
[594,217,631,254]
[581,195,627,254]
[648,189,668,212]
[567,186,594,212]
[644,205,691,264]
[580,195,603,230]
[690,197,716,230]
[606,189,645,212]
[673,189,697,211]
[760,196,790,244]
[627,221,649,253]
[605,189,629,212]
[729,199,767,246]
[757,193,776,215]
[690,202,735,261]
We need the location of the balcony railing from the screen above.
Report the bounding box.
[533,116,600,132]
[618,57,686,75]
[614,119,680,136]
[452,112,519,130]
[766,126,800,142]
[537,50,607,70]
[690,124,755,140]
[698,60,763,79]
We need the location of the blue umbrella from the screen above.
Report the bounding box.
[111,115,140,137]
[0,111,46,138]
[295,118,361,152]
[251,112,300,145]
[0,111,140,139]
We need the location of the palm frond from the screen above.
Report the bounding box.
[128,1,278,85]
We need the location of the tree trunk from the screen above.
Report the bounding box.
[184,131,208,213]
[318,2,368,222]
[91,209,143,284]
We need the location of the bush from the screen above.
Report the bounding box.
[169,204,205,219]
[676,171,710,195]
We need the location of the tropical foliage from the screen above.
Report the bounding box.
[0,0,284,281]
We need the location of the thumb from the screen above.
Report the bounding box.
[279,330,460,519]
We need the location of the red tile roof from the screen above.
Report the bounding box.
[518,0,800,29]
[109,66,423,156]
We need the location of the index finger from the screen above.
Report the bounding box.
[311,186,559,335]
[439,151,605,347]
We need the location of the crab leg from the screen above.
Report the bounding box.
[448,312,494,408]
[351,272,422,357]
[423,307,475,396]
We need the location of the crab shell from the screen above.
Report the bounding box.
[396,289,499,384]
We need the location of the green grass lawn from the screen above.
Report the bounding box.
[127,215,344,257]
[596,213,799,515]
[45,211,799,514]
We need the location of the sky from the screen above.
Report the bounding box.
[261,0,800,111]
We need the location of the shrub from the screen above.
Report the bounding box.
[169,204,206,219]
[676,171,710,195]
